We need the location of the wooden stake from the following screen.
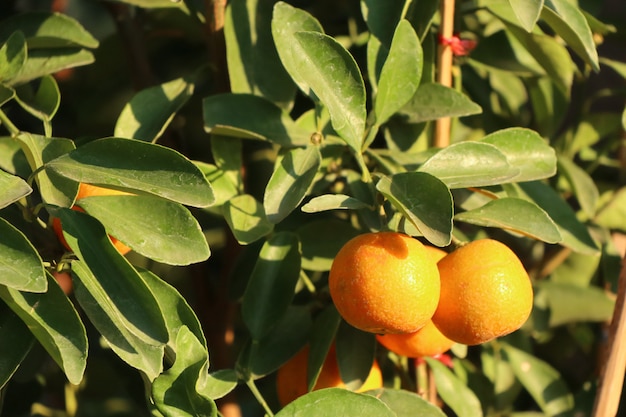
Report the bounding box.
[434,0,455,148]
[592,256,626,417]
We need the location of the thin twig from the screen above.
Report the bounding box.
[592,255,626,417]
[434,0,455,148]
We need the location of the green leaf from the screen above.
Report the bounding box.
[424,357,484,417]
[16,133,76,207]
[203,93,310,146]
[204,369,239,400]
[557,156,598,219]
[223,194,274,245]
[376,172,453,247]
[0,171,31,209]
[152,326,217,417]
[241,232,301,340]
[0,31,27,82]
[115,76,195,142]
[365,388,447,417]
[77,195,210,266]
[0,305,34,389]
[454,197,561,243]
[195,162,239,209]
[374,20,422,125]
[398,83,482,124]
[0,217,46,292]
[54,208,169,348]
[247,305,311,377]
[418,142,518,188]
[72,261,164,380]
[479,128,557,182]
[508,181,598,254]
[275,388,396,417]
[536,281,614,326]
[0,272,87,385]
[225,0,296,110]
[301,194,371,213]
[502,343,575,416]
[509,0,544,31]
[296,219,360,271]
[291,31,366,152]
[336,321,376,390]
[360,0,405,46]
[541,0,599,72]
[595,187,626,233]
[9,47,95,86]
[14,74,60,121]
[271,2,324,97]
[0,84,15,107]
[0,12,99,49]
[45,137,215,208]
[264,146,321,223]
[307,305,341,391]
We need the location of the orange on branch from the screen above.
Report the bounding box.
[376,319,455,358]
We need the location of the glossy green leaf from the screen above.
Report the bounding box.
[203,93,310,146]
[0,217,46,292]
[0,31,27,82]
[480,128,557,182]
[455,198,561,243]
[508,181,598,254]
[509,0,543,31]
[536,281,614,326]
[301,194,370,213]
[276,388,396,417]
[210,135,242,188]
[152,326,217,417]
[264,146,321,223]
[0,272,87,385]
[480,345,523,411]
[0,171,31,209]
[291,31,366,152]
[45,137,215,208]
[16,133,76,207]
[376,172,453,247]
[9,47,94,86]
[223,194,274,245]
[595,187,626,233]
[77,195,210,265]
[374,20,422,125]
[196,162,239,209]
[54,208,169,348]
[366,388,447,417]
[0,84,15,107]
[241,232,301,340]
[115,76,194,142]
[296,219,360,271]
[418,142,518,188]
[398,83,482,124]
[425,357,484,417]
[0,12,99,49]
[557,157,598,219]
[71,261,164,380]
[502,343,575,416]
[0,305,34,389]
[248,305,311,377]
[336,321,376,390]
[225,0,296,110]
[204,369,238,400]
[541,0,599,71]
[271,2,324,97]
[307,305,341,391]
[360,0,405,46]
[14,74,60,121]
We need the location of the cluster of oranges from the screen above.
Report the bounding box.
[276,231,533,405]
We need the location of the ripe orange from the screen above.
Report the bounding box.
[52,183,132,255]
[52,270,73,295]
[432,239,533,345]
[376,319,455,358]
[329,232,440,334]
[275,344,383,406]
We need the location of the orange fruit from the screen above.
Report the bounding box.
[52,271,73,295]
[432,239,533,345]
[329,232,440,334]
[52,183,132,255]
[376,319,455,358]
[276,344,383,406]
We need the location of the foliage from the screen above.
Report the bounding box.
[0,0,624,416]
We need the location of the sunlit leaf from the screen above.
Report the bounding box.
[509,0,544,31]
[0,217,46,292]
[398,83,482,124]
[366,388,447,417]
[14,74,60,122]
[0,31,27,83]
[0,171,31,210]
[9,48,95,86]
[223,194,274,245]
[425,357,484,417]
[301,194,371,213]
[275,388,396,417]
[536,281,614,326]
[557,156,598,219]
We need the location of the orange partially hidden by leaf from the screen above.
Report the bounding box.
[52,271,73,295]
[376,319,455,358]
[275,344,383,406]
[52,183,132,255]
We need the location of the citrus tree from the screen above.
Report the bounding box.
[0,1,625,416]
